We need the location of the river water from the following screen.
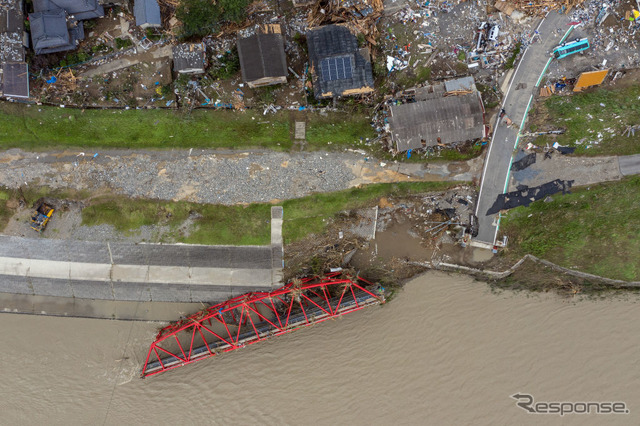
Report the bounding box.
[1,272,638,425]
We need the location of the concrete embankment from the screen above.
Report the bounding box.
[0,207,284,304]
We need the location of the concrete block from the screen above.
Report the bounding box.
[147,265,191,284]
[112,264,149,283]
[31,277,74,298]
[70,280,114,300]
[0,274,34,295]
[150,283,192,302]
[190,267,232,286]
[231,268,272,287]
[189,285,232,303]
[112,282,151,302]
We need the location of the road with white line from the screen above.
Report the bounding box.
[475,12,571,244]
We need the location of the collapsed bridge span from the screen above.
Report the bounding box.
[142,273,385,377]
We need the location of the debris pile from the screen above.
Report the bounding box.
[307,0,384,47]
[374,187,478,242]
[495,0,588,16]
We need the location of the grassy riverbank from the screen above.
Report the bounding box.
[0,102,375,150]
[501,176,640,282]
[0,181,459,245]
[530,84,640,156]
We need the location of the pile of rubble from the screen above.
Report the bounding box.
[307,0,383,47]
[494,0,587,16]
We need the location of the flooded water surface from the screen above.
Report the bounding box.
[1,272,639,425]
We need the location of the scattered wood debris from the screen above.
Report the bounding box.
[307,0,383,50]
[494,0,587,16]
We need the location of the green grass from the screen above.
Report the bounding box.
[0,102,375,151]
[501,176,640,281]
[306,112,376,147]
[79,182,459,245]
[82,197,271,245]
[535,85,640,156]
[504,42,521,69]
[0,192,11,230]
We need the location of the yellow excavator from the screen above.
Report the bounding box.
[30,203,54,232]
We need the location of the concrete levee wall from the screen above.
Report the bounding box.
[0,207,285,303]
[0,273,268,303]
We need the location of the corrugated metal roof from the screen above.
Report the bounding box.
[237,32,287,82]
[389,92,485,151]
[2,61,29,98]
[444,76,476,92]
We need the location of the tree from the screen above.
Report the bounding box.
[176,0,250,38]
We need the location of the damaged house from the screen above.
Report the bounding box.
[29,0,105,55]
[237,24,287,89]
[173,43,206,74]
[134,0,162,29]
[0,0,29,98]
[29,9,85,55]
[388,76,486,152]
[306,24,374,99]
[33,0,104,20]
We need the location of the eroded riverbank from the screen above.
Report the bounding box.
[1,271,638,425]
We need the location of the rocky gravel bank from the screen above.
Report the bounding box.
[0,148,471,204]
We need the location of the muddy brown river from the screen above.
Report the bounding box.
[1,272,638,425]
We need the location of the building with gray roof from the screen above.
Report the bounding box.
[33,0,104,20]
[173,43,206,74]
[0,0,26,64]
[388,77,486,152]
[306,24,374,100]
[29,0,103,55]
[0,0,28,98]
[237,25,288,88]
[134,0,162,29]
[237,24,287,89]
[2,62,29,97]
[29,9,85,55]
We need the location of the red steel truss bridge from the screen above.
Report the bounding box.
[142,273,385,377]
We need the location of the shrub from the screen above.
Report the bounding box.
[115,37,133,49]
[176,0,250,38]
[208,47,240,80]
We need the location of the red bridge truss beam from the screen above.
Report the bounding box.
[142,273,385,378]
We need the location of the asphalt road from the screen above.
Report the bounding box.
[475,12,570,244]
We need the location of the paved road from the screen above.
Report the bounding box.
[475,12,570,244]
[619,154,640,176]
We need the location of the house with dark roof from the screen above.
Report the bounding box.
[2,62,29,97]
[173,43,206,74]
[29,0,104,55]
[29,9,85,55]
[306,24,374,100]
[237,24,287,89]
[33,0,104,20]
[134,0,162,29]
[388,76,486,152]
[0,0,29,98]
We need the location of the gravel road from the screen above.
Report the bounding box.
[0,149,474,204]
